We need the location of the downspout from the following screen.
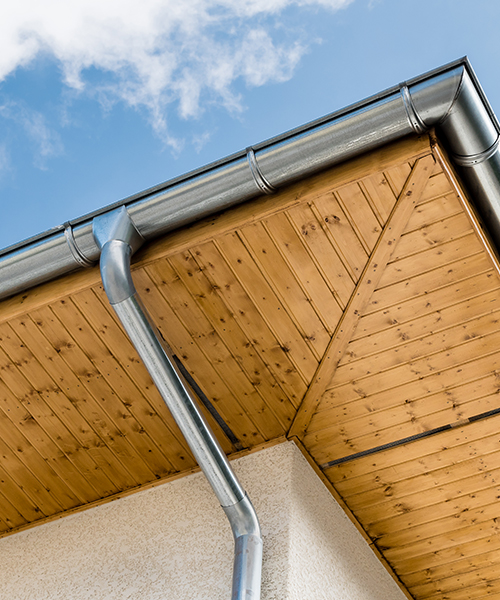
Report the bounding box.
[92,206,262,600]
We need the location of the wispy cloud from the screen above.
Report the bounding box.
[0,144,11,181]
[0,0,353,144]
[0,101,63,169]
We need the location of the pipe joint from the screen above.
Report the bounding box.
[93,206,145,304]
[64,222,96,268]
[93,205,144,253]
[246,148,276,195]
[223,493,261,539]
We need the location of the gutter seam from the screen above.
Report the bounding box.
[63,222,96,267]
[452,135,500,166]
[246,147,276,194]
[400,84,426,134]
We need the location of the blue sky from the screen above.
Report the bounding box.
[0,0,498,251]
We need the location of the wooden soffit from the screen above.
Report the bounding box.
[1,133,500,599]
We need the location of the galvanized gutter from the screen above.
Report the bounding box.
[1,57,500,301]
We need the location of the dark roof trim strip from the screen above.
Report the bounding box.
[0,56,499,300]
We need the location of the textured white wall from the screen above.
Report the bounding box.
[0,442,406,600]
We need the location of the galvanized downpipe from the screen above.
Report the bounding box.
[93,207,263,600]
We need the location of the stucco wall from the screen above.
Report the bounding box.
[0,442,406,599]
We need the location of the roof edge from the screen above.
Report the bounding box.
[1,57,499,300]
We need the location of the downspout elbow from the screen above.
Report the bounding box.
[100,240,136,304]
[224,494,263,600]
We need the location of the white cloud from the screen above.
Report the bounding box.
[0,0,353,143]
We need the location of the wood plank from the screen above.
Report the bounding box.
[362,477,500,544]
[1,319,121,499]
[167,250,292,435]
[377,231,482,289]
[358,172,397,225]
[322,327,500,415]
[332,305,500,385]
[354,466,500,526]
[403,546,500,591]
[286,202,355,307]
[71,286,201,464]
[177,242,306,408]
[288,154,436,438]
[310,191,368,280]
[402,192,463,234]
[433,139,500,278]
[0,331,100,505]
[385,519,500,568]
[393,533,500,576]
[347,455,500,513]
[323,414,500,483]
[310,387,500,457]
[416,170,453,203]
[335,182,381,253]
[132,266,262,449]
[340,288,500,365]
[0,378,81,509]
[412,578,500,600]
[410,566,500,600]
[0,462,44,523]
[332,423,500,498]
[238,221,331,358]
[366,251,490,315]
[215,232,319,383]
[30,304,164,483]
[308,383,500,462]
[376,499,500,551]
[262,211,343,328]
[145,258,269,444]
[389,212,473,262]
[0,411,66,516]
[353,269,499,340]
[14,313,146,490]
[49,297,187,477]
[384,162,412,197]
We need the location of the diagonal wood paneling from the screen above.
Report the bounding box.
[303,141,500,599]
[3,132,500,599]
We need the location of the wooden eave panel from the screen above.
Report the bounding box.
[7,133,500,598]
[302,141,500,599]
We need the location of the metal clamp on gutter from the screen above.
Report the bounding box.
[400,84,427,135]
[93,206,262,600]
[246,147,276,195]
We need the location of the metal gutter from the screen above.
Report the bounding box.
[1,57,499,300]
[93,207,262,600]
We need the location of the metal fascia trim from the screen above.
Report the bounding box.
[64,222,96,268]
[400,84,426,134]
[246,148,276,195]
